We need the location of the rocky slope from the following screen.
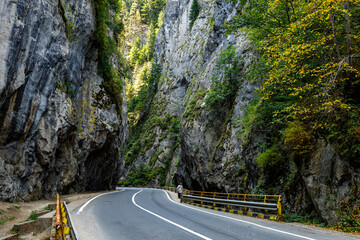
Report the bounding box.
[128,0,360,225]
[0,0,128,201]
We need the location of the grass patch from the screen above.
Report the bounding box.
[0,216,16,225]
[44,205,54,211]
[25,211,38,222]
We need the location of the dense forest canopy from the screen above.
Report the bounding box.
[121,0,166,127]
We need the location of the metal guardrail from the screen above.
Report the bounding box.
[64,202,79,240]
[183,190,282,216]
[55,194,76,240]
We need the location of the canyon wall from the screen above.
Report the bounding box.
[0,0,128,201]
[134,0,360,224]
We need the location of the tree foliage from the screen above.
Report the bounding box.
[189,0,201,30]
[127,60,162,123]
[94,0,125,109]
[141,0,167,26]
[227,0,360,160]
[123,0,166,126]
[205,46,242,111]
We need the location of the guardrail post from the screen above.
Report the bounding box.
[182,191,282,219]
[213,193,216,207]
[277,196,282,216]
[264,196,268,214]
[55,194,64,240]
[244,194,247,211]
[227,194,230,209]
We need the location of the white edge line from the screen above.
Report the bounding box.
[162,190,317,240]
[132,190,213,240]
[77,191,121,215]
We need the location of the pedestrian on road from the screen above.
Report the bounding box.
[177,182,183,199]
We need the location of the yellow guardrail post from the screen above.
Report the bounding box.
[264,196,268,214]
[182,190,282,219]
[244,194,247,211]
[227,194,230,209]
[55,194,64,240]
[55,194,74,240]
[277,196,282,216]
[213,193,216,207]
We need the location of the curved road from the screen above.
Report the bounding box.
[71,188,359,240]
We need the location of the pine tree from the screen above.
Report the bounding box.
[157,10,164,28]
[189,0,200,30]
[145,23,157,60]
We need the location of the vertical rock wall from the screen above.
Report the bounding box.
[0,0,128,201]
[147,0,360,225]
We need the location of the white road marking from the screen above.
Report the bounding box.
[132,190,213,240]
[77,191,121,215]
[162,190,317,240]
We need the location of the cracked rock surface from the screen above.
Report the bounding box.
[0,0,128,201]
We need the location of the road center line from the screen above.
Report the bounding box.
[163,190,316,240]
[77,191,121,215]
[132,190,213,240]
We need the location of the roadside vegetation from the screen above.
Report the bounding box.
[0,209,16,225]
[189,0,201,30]
[119,0,171,186]
[226,0,360,232]
[115,0,360,232]
[94,0,126,112]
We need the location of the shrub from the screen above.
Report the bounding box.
[283,121,312,155]
[26,211,37,221]
[336,199,360,233]
[205,46,241,111]
[256,146,284,170]
[124,164,153,186]
[236,99,260,144]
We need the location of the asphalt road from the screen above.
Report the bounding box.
[71,188,360,240]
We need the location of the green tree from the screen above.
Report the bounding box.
[157,10,165,28]
[189,0,200,30]
[145,23,157,60]
[94,0,125,109]
[141,0,166,25]
[205,46,241,110]
[128,37,142,66]
[226,0,360,159]
[124,0,142,49]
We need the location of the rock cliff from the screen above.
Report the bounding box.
[0,0,128,201]
[130,0,360,225]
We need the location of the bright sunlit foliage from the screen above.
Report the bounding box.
[227,0,360,160]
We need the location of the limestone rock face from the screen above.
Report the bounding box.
[300,140,359,225]
[151,0,256,190]
[146,0,360,224]
[0,0,128,201]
